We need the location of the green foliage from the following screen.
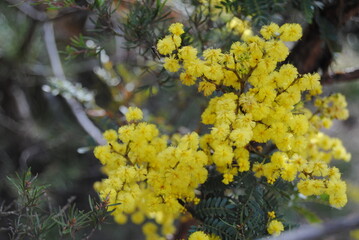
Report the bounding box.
[6,170,50,209]
[1,169,111,240]
[186,169,295,239]
[195,197,237,220]
[217,0,323,28]
[65,34,101,60]
[194,217,240,239]
[241,0,276,26]
[121,0,171,52]
[192,197,239,239]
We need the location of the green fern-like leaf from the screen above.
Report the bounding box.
[199,217,240,240]
[241,184,267,238]
[194,172,294,239]
[195,197,237,220]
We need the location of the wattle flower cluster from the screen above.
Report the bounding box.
[94,107,208,240]
[156,22,350,209]
[94,22,351,239]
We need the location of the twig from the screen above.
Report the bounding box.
[259,214,359,240]
[0,111,23,134]
[53,196,76,218]
[81,227,96,240]
[43,21,106,145]
[6,0,48,21]
[0,211,18,217]
[322,69,359,84]
[6,0,85,22]
[0,227,11,232]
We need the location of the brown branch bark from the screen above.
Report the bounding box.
[259,214,359,240]
[322,69,359,84]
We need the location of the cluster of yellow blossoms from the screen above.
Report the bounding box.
[94,22,350,239]
[156,22,350,209]
[94,107,208,240]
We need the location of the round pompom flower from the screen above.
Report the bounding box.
[198,81,216,96]
[189,231,210,240]
[180,72,196,86]
[103,129,118,141]
[279,23,302,41]
[179,46,198,60]
[125,107,143,122]
[260,23,279,39]
[164,56,180,72]
[267,219,284,236]
[169,22,184,35]
[157,36,176,55]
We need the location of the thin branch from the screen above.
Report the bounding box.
[260,214,359,240]
[0,227,11,232]
[6,0,48,21]
[81,227,96,240]
[0,111,24,134]
[0,211,18,217]
[322,69,359,84]
[53,196,76,218]
[43,21,106,145]
[6,0,85,22]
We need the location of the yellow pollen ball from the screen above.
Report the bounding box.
[189,231,210,240]
[267,220,284,236]
[169,22,184,36]
[125,107,143,122]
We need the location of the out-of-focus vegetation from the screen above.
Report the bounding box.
[0,0,359,239]
[1,169,111,239]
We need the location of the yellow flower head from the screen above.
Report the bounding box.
[157,36,176,55]
[267,219,284,236]
[279,23,302,41]
[103,129,118,141]
[180,72,197,86]
[260,23,280,40]
[169,22,185,36]
[267,211,276,219]
[329,192,348,208]
[179,46,198,60]
[164,56,180,72]
[198,81,216,96]
[227,17,250,35]
[125,107,143,122]
[189,231,210,240]
[203,48,223,63]
[222,173,234,185]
